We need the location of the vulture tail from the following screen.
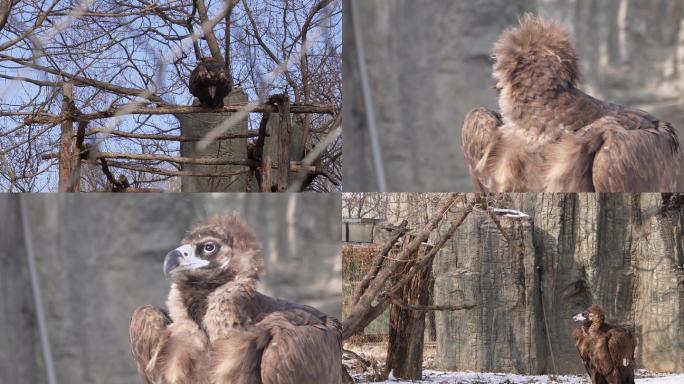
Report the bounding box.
[209,327,272,384]
[617,362,635,384]
[544,130,604,192]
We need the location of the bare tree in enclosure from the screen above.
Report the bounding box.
[342,193,482,381]
[0,0,341,192]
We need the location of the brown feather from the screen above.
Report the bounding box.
[130,214,342,384]
[572,305,636,384]
[460,15,683,192]
[189,57,233,108]
[130,305,171,384]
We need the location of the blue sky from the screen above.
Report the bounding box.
[0,0,342,191]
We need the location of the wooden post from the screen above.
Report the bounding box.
[260,155,271,192]
[58,83,79,192]
[276,95,291,191]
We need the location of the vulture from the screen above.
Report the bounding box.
[461,15,682,192]
[129,214,342,384]
[189,57,233,108]
[572,305,635,384]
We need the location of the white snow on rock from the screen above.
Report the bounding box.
[490,208,530,219]
[367,370,684,384]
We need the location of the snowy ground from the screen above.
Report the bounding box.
[370,370,684,384]
[344,343,684,384]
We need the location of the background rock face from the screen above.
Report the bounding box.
[0,194,341,384]
[178,89,250,192]
[433,193,684,374]
[344,0,684,191]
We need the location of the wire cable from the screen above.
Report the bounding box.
[20,196,58,384]
[350,0,387,192]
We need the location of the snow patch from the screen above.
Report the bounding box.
[491,208,530,219]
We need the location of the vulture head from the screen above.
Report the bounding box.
[163,214,262,286]
[573,304,605,326]
[189,57,233,108]
[492,14,579,98]
[131,213,343,384]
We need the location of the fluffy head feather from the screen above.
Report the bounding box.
[585,304,606,325]
[492,14,579,97]
[181,213,263,281]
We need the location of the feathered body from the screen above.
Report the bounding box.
[461,15,682,192]
[572,305,636,384]
[189,57,233,108]
[130,215,342,384]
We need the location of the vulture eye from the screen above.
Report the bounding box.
[202,242,218,255]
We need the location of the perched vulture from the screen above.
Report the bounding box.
[572,305,635,384]
[189,57,233,108]
[461,15,682,192]
[129,214,342,384]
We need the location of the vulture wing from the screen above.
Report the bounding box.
[461,107,504,191]
[591,332,616,379]
[129,305,171,384]
[590,115,680,192]
[545,114,681,192]
[607,327,636,384]
[189,63,208,97]
[208,308,342,384]
[572,328,593,377]
[260,309,342,384]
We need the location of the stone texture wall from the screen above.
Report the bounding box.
[433,193,684,374]
[0,194,341,384]
[178,89,249,192]
[178,89,305,192]
[344,0,684,192]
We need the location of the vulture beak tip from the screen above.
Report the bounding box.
[163,249,183,278]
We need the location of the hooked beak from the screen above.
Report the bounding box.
[573,312,587,322]
[163,244,210,278]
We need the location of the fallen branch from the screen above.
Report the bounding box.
[342,193,460,339]
[25,102,337,124]
[386,203,474,296]
[351,220,408,304]
[342,349,370,369]
[381,292,476,312]
[42,151,257,167]
[104,160,251,178]
[87,128,262,141]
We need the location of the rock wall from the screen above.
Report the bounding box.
[0,194,341,384]
[433,193,684,374]
[178,89,250,192]
[344,0,684,192]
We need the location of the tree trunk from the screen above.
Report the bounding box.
[385,240,434,379]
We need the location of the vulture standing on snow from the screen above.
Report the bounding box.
[461,15,682,192]
[189,57,233,108]
[572,305,636,384]
[129,214,342,384]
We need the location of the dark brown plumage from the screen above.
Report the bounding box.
[461,15,682,192]
[129,214,342,384]
[572,305,636,384]
[189,57,233,108]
